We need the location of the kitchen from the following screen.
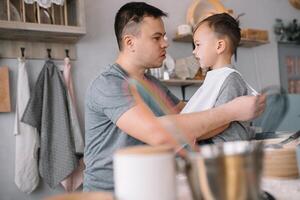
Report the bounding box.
[0,0,300,199]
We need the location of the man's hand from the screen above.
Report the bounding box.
[227,94,266,121]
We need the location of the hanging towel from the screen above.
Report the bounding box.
[60,57,84,192]
[21,60,78,188]
[60,159,85,192]
[14,58,40,193]
[63,57,75,104]
[181,66,258,114]
[62,57,84,154]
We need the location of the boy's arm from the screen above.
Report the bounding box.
[214,72,249,108]
[157,94,265,141]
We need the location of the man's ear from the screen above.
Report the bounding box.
[216,39,226,54]
[123,35,135,52]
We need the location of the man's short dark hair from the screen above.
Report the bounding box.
[194,13,241,54]
[114,2,167,50]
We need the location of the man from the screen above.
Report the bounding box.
[84,2,266,192]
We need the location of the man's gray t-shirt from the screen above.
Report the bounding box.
[210,72,255,143]
[83,64,179,191]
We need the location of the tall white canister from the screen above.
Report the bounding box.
[114,145,176,200]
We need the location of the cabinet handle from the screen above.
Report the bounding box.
[22,0,26,22]
[7,0,10,21]
[37,3,41,24]
[64,0,68,26]
[51,4,55,24]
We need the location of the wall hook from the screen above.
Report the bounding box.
[20,47,25,58]
[47,48,52,59]
[65,49,69,58]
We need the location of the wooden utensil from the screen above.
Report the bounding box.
[0,66,11,112]
[44,192,113,200]
[289,0,300,9]
[263,147,299,179]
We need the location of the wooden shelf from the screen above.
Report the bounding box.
[278,41,300,46]
[0,0,86,43]
[161,79,203,101]
[239,38,269,47]
[172,34,269,47]
[161,79,203,86]
[0,20,86,43]
[172,34,194,43]
[0,0,86,59]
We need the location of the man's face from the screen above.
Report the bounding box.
[133,16,168,68]
[192,23,218,69]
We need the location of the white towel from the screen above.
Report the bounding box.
[14,58,39,193]
[181,66,258,114]
[181,67,237,113]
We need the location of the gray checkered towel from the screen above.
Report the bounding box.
[22,60,77,188]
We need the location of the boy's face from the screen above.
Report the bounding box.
[193,23,219,69]
[132,16,169,68]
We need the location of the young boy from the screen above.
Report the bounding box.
[181,13,258,143]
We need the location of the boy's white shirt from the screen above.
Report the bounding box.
[181,65,258,114]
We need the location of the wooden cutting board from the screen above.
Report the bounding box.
[186,0,229,27]
[44,192,114,200]
[0,66,11,112]
[289,0,300,9]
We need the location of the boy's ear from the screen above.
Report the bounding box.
[123,35,135,52]
[216,39,226,54]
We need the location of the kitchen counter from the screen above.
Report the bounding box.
[176,174,300,200]
[262,178,300,200]
[177,135,300,200]
[45,175,300,200]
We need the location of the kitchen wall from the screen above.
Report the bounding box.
[1,0,300,199]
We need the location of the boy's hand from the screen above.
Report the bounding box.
[228,95,266,121]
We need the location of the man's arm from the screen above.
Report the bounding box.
[158,94,265,140]
[197,124,229,140]
[174,101,186,113]
[116,90,181,147]
[116,91,266,148]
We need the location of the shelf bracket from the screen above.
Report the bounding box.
[181,84,193,101]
